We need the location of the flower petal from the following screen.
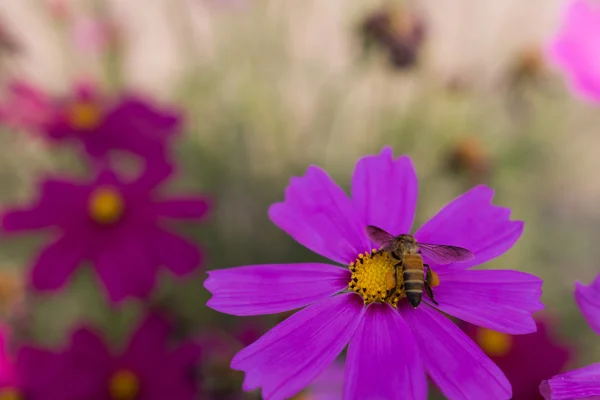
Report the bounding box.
[122,314,171,370]
[205,263,350,316]
[344,303,427,400]
[400,304,511,400]
[269,166,371,265]
[540,363,600,400]
[154,197,210,220]
[151,228,202,276]
[414,185,523,271]
[30,232,89,291]
[231,293,363,400]
[575,274,600,335]
[352,147,418,237]
[432,269,543,334]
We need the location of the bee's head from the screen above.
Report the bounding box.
[397,234,418,252]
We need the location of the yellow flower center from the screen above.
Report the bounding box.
[476,328,512,357]
[109,369,139,400]
[0,387,23,400]
[88,186,125,225]
[67,101,103,130]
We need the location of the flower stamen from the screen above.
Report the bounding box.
[67,101,102,131]
[109,369,139,400]
[476,328,512,357]
[88,186,125,225]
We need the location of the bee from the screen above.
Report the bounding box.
[365,225,474,308]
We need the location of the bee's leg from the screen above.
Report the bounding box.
[424,265,439,306]
[391,251,402,261]
[387,261,402,298]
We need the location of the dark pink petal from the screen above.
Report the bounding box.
[205,263,351,316]
[540,363,600,400]
[68,328,112,366]
[93,234,158,302]
[122,314,171,371]
[432,269,543,334]
[344,303,427,400]
[2,178,87,233]
[151,228,202,276]
[352,147,418,237]
[154,197,210,220]
[128,161,173,195]
[30,233,89,290]
[269,166,371,265]
[575,274,600,335]
[400,305,511,400]
[231,293,364,399]
[414,185,523,271]
[16,346,72,398]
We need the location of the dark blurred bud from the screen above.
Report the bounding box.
[360,6,426,70]
[509,46,545,86]
[0,21,19,56]
[447,136,491,184]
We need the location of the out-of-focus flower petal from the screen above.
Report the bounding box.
[547,0,600,103]
[352,147,418,237]
[231,293,364,400]
[400,304,511,400]
[121,314,170,369]
[69,328,112,366]
[415,185,523,271]
[307,360,345,400]
[269,166,371,265]
[432,269,543,334]
[30,233,89,290]
[205,263,350,316]
[94,234,158,302]
[154,197,210,220]
[540,363,600,400]
[151,228,201,276]
[575,274,600,335]
[344,303,427,400]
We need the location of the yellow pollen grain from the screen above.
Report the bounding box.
[429,269,440,287]
[67,101,102,130]
[88,186,125,225]
[109,369,140,400]
[476,328,512,357]
[348,249,405,307]
[0,387,22,400]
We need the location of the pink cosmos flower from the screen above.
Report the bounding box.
[205,147,544,400]
[0,80,54,133]
[462,316,571,400]
[15,313,201,399]
[43,83,181,165]
[1,162,209,303]
[72,15,114,56]
[541,274,600,399]
[547,0,600,103]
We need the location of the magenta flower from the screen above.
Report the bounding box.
[205,147,543,400]
[462,316,572,400]
[547,0,600,103]
[0,80,54,133]
[301,360,345,400]
[1,163,209,303]
[0,326,21,399]
[44,83,181,165]
[15,313,201,400]
[541,274,600,399]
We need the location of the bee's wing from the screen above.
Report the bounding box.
[417,243,474,264]
[365,225,397,251]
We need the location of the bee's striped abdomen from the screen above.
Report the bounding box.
[402,254,425,308]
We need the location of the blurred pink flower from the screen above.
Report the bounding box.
[72,15,114,56]
[1,163,209,303]
[44,83,182,166]
[16,313,202,399]
[541,275,600,399]
[301,360,344,400]
[0,326,20,399]
[0,81,54,133]
[547,0,600,103]
[462,316,572,400]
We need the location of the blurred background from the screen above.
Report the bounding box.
[0,0,596,399]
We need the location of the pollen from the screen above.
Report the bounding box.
[109,369,140,400]
[348,249,406,307]
[0,387,23,400]
[88,186,125,225]
[67,101,102,130]
[476,328,513,357]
